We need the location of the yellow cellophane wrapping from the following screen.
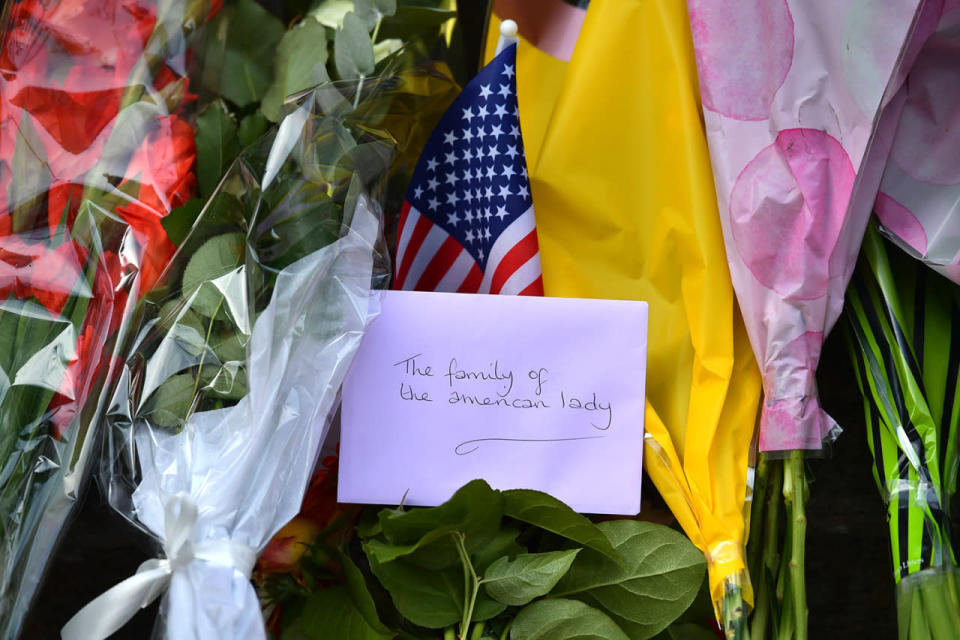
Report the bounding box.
[485,0,762,612]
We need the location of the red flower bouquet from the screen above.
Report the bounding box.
[0,0,216,635]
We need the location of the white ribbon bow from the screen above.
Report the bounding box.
[61,494,257,640]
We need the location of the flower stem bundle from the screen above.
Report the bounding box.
[844,221,960,640]
[747,451,810,640]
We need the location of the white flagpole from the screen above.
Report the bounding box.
[495,19,519,55]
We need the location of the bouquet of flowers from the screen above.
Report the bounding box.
[0,0,217,635]
[1,0,461,633]
[70,77,396,639]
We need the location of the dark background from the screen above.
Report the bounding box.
[16,1,928,638]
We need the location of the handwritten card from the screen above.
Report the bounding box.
[339,291,648,515]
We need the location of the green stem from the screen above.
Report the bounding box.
[777,460,794,640]
[920,576,960,640]
[908,586,930,640]
[748,456,769,579]
[751,457,783,640]
[352,14,382,110]
[453,532,480,639]
[944,569,960,623]
[470,622,485,640]
[751,573,769,640]
[777,460,792,610]
[191,296,224,402]
[788,452,808,640]
[722,582,750,640]
[499,618,513,640]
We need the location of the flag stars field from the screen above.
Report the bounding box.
[394,43,543,296]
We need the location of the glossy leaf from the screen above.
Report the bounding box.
[483,550,580,606]
[339,550,395,636]
[281,586,394,640]
[510,599,630,640]
[311,0,353,28]
[368,555,506,629]
[370,479,502,569]
[261,18,329,122]
[145,373,196,428]
[471,526,524,574]
[195,102,241,197]
[502,489,620,563]
[238,112,271,147]
[213,0,285,107]
[552,521,706,640]
[181,233,245,318]
[161,198,204,247]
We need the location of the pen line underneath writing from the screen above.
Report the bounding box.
[454,435,606,456]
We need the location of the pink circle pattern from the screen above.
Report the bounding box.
[891,13,960,186]
[875,192,928,255]
[730,129,856,300]
[688,0,795,121]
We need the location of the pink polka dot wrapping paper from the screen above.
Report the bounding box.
[873,5,960,286]
[686,0,928,452]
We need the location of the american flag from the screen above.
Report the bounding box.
[394,44,543,295]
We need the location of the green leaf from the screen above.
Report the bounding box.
[354,0,397,29]
[368,555,506,629]
[282,586,394,640]
[471,526,524,574]
[252,184,340,270]
[196,103,241,198]
[335,12,375,80]
[502,490,621,564]
[510,599,630,640]
[238,112,271,147]
[373,479,503,568]
[483,550,580,606]
[214,0,285,107]
[165,317,210,360]
[310,0,354,28]
[145,373,196,428]
[211,331,247,362]
[357,508,383,538]
[10,114,50,234]
[380,479,502,544]
[376,6,455,41]
[371,0,396,16]
[158,299,205,334]
[261,18,330,122]
[181,233,245,318]
[203,363,247,400]
[652,623,719,640]
[161,198,205,247]
[338,550,394,636]
[552,521,706,640]
[373,38,403,62]
[366,556,465,629]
